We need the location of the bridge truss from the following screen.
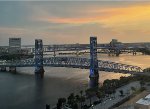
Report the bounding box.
[0,57,143,74]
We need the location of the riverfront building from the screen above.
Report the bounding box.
[135,94,150,109]
[9,38,21,53]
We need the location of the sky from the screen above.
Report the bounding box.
[0,1,150,46]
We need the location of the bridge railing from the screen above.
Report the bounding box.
[43,57,90,68]
[98,60,143,73]
[0,59,35,67]
[0,57,143,74]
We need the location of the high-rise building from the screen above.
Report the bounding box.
[9,38,21,53]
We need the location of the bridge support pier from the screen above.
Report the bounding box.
[89,37,99,88]
[9,67,16,73]
[75,44,79,57]
[53,50,56,57]
[115,49,120,57]
[35,39,45,78]
[35,67,44,78]
[1,67,6,72]
[133,51,137,55]
[89,73,99,88]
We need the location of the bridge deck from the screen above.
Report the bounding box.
[0,57,143,74]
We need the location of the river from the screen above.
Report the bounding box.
[0,54,149,109]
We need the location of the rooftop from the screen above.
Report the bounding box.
[136,94,150,105]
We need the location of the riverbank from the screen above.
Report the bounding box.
[55,74,150,109]
[115,90,149,109]
[91,81,141,109]
[115,81,150,109]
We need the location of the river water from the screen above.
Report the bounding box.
[0,54,149,109]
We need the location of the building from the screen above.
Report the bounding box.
[0,46,9,54]
[110,39,123,48]
[9,38,21,48]
[135,94,150,109]
[9,38,21,54]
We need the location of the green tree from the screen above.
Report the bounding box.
[140,80,145,87]
[67,93,75,107]
[57,98,66,109]
[131,87,136,93]
[119,90,124,97]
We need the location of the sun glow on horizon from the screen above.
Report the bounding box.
[0,1,150,45]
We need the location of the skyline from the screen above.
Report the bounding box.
[0,1,150,46]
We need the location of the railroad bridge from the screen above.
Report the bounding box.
[0,37,143,88]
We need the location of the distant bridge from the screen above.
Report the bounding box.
[1,42,149,53]
[22,42,149,53]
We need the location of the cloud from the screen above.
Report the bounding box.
[0,1,150,45]
[30,2,150,33]
[101,4,150,27]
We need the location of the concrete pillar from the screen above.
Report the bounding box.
[133,50,137,55]
[53,45,56,57]
[53,50,56,57]
[76,49,79,57]
[9,67,16,73]
[1,67,6,72]
[115,49,120,57]
[46,104,50,109]
[32,48,35,53]
[35,39,45,78]
[89,36,99,88]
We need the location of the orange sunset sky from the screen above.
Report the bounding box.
[0,1,150,45]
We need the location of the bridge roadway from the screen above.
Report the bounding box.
[20,42,150,52]
[0,57,143,74]
[24,45,142,52]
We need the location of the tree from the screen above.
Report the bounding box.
[131,87,136,93]
[85,88,97,106]
[80,90,83,108]
[57,98,66,109]
[80,96,86,109]
[112,89,116,98]
[67,93,75,107]
[75,95,80,102]
[96,91,104,100]
[119,90,124,97]
[73,103,78,109]
[140,80,145,88]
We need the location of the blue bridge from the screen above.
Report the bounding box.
[0,36,143,88]
[0,57,142,73]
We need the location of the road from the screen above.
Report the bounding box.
[89,81,141,109]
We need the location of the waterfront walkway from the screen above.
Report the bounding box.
[89,81,141,109]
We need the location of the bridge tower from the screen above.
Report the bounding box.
[35,39,44,78]
[89,36,99,88]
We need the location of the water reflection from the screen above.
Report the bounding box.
[0,54,149,109]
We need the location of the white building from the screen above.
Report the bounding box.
[135,94,150,109]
